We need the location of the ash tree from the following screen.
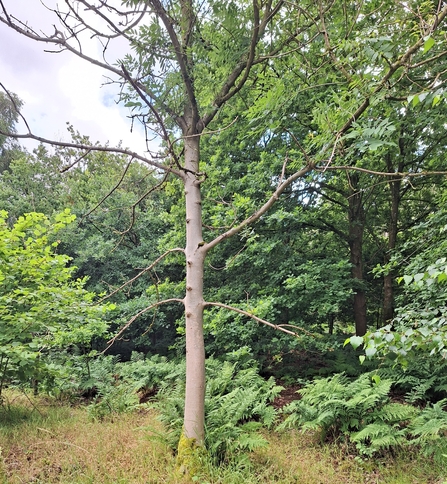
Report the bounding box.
[1,0,447,461]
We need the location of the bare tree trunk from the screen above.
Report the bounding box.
[183,133,206,444]
[348,173,367,336]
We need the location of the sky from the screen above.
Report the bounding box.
[0,0,149,154]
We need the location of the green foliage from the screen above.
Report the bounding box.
[155,352,282,464]
[0,211,112,394]
[278,373,418,457]
[347,256,447,365]
[68,353,183,420]
[87,382,140,421]
[408,399,447,459]
[377,356,447,404]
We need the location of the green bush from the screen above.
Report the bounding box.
[0,211,112,396]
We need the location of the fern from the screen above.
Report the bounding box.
[154,355,282,463]
[378,356,447,403]
[409,399,447,442]
[278,372,420,456]
[352,422,407,457]
[377,403,418,423]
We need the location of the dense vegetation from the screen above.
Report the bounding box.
[1,0,447,481]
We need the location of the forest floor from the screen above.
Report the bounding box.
[0,390,446,484]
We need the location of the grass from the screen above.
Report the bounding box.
[0,390,446,484]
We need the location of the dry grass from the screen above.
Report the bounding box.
[0,391,180,484]
[0,390,446,484]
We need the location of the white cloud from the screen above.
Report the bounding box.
[0,0,151,154]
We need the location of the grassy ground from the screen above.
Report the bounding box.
[0,390,446,484]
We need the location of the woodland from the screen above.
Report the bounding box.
[1,0,447,482]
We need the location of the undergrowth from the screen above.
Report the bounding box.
[152,353,283,464]
[1,389,446,484]
[279,372,447,461]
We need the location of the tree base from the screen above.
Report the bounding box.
[176,432,208,479]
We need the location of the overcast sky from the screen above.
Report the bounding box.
[0,0,149,154]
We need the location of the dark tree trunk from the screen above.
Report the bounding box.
[382,153,403,325]
[348,173,367,336]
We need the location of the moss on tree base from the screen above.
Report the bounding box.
[176,432,208,479]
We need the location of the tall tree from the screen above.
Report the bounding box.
[1,0,447,461]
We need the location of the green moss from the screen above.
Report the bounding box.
[176,431,208,479]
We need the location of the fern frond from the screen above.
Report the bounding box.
[375,403,418,424]
[409,399,447,441]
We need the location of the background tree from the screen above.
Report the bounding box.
[0,91,22,173]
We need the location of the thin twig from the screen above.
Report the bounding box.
[79,158,134,224]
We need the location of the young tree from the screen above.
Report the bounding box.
[1,0,447,460]
[0,210,111,397]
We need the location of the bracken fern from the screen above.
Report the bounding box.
[278,373,417,456]
[154,355,282,463]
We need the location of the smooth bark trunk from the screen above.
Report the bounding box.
[183,133,206,444]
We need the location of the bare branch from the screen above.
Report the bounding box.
[317,166,447,178]
[0,127,183,177]
[0,5,179,126]
[97,248,185,304]
[71,0,149,41]
[80,158,134,223]
[0,82,31,133]
[204,163,314,252]
[105,298,185,351]
[204,301,314,337]
[120,63,185,162]
[60,149,92,172]
[114,168,171,237]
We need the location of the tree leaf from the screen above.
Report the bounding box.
[423,37,435,53]
[348,336,364,350]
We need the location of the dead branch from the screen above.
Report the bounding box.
[120,63,183,168]
[0,127,183,177]
[60,149,92,172]
[105,298,184,351]
[80,158,134,223]
[114,168,171,238]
